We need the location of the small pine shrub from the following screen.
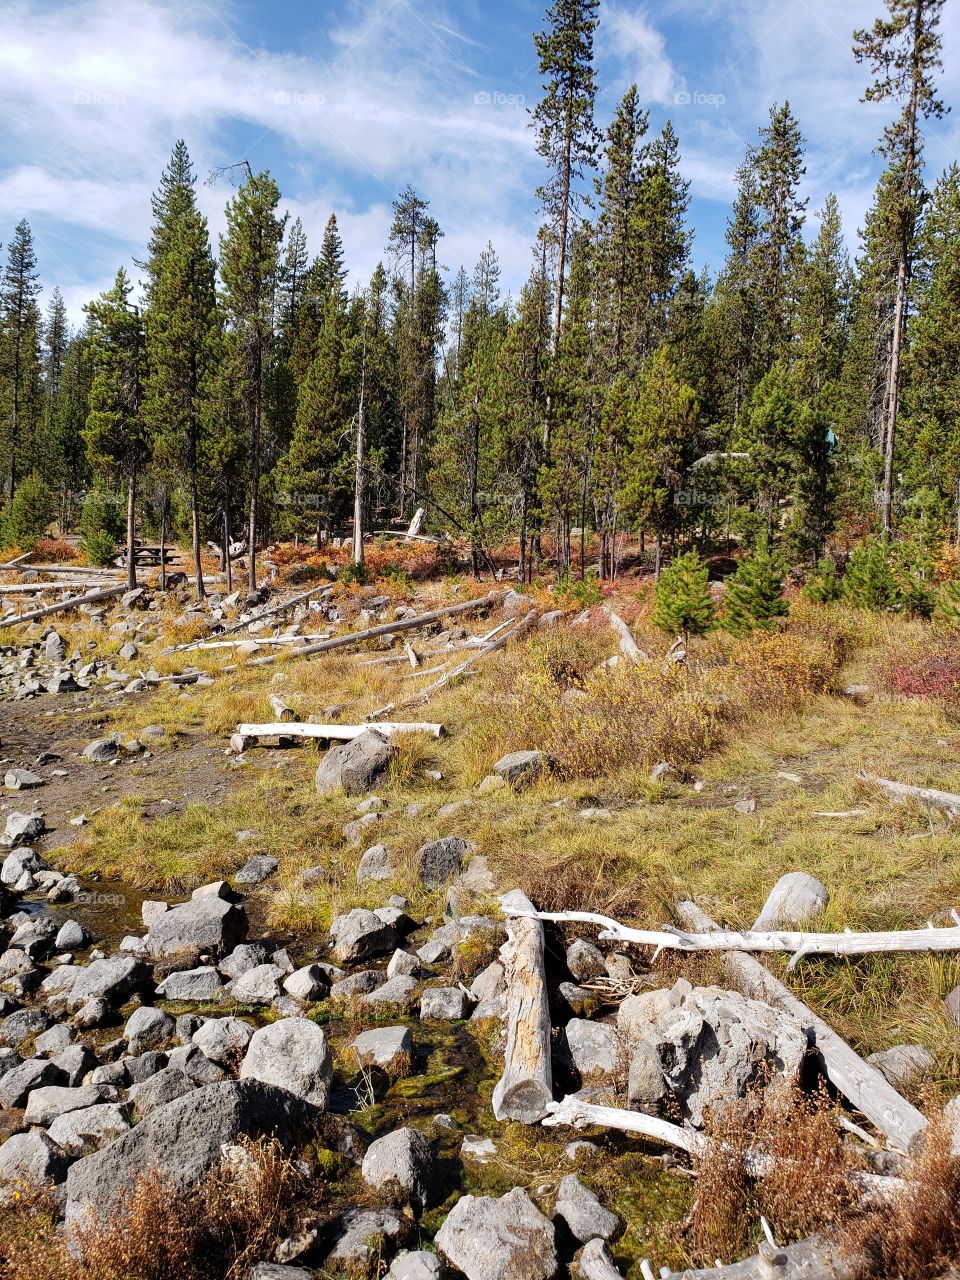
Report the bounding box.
[80,489,123,566]
[653,550,716,643]
[556,569,603,608]
[934,578,960,631]
[338,560,370,586]
[843,538,898,611]
[1,472,53,548]
[723,540,788,635]
[802,557,842,603]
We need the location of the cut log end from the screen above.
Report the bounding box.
[492,1079,553,1125]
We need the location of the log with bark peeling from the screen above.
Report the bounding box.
[492,889,553,1124]
[859,771,960,818]
[677,902,928,1154]
[0,584,127,628]
[503,905,960,970]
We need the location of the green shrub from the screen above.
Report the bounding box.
[79,489,123,565]
[653,550,716,643]
[723,539,788,635]
[802,557,842,604]
[1,472,53,548]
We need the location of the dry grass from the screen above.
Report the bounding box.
[0,1138,308,1280]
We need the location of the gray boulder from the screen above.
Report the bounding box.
[3,813,46,847]
[361,1126,433,1210]
[415,836,469,888]
[566,939,605,982]
[219,943,270,979]
[420,987,469,1021]
[752,872,829,930]
[24,1084,108,1126]
[47,1102,130,1156]
[282,965,328,1003]
[866,1044,934,1090]
[124,1006,175,1055]
[364,975,417,1011]
[235,855,279,886]
[55,919,89,952]
[147,897,247,958]
[558,1019,619,1080]
[65,957,149,1011]
[230,963,285,1004]
[65,1080,317,1223]
[553,1174,620,1243]
[82,737,119,763]
[239,1017,332,1110]
[249,1267,314,1280]
[0,1006,51,1049]
[156,966,224,1001]
[0,1057,65,1108]
[350,1026,413,1071]
[435,1187,556,1280]
[192,1016,254,1065]
[325,1207,404,1273]
[386,1253,444,1280]
[330,908,398,964]
[493,749,551,790]
[127,1067,195,1116]
[315,729,394,796]
[357,844,395,884]
[0,1131,68,1191]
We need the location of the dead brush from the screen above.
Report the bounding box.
[845,1110,960,1280]
[0,1137,309,1280]
[688,1082,856,1266]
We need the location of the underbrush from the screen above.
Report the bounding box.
[0,1137,308,1280]
[874,638,960,707]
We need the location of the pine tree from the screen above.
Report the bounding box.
[219,168,287,592]
[802,556,842,603]
[636,120,692,357]
[796,194,852,398]
[854,0,947,535]
[41,287,70,484]
[934,577,960,629]
[735,363,801,538]
[84,268,148,588]
[316,214,347,304]
[142,141,221,597]
[653,549,716,644]
[723,538,789,634]
[532,0,601,348]
[1,471,52,548]
[843,536,899,609]
[1,219,43,503]
[753,103,808,367]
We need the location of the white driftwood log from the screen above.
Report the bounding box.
[235,720,444,746]
[504,906,960,970]
[0,581,107,594]
[543,1096,707,1158]
[655,1236,862,1280]
[0,584,127,628]
[400,606,539,709]
[677,902,928,1153]
[859,771,960,818]
[492,889,553,1124]
[605,608,649,664]
[236,591,501,670]
[267,694,296,722]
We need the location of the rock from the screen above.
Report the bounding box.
[1,847,46,886]
[239,1018,332,1110]
[249,1267,314,1280]
[461,1135,497,1164]
[435,1187,556,1280]
[55,919,89,952]
[944,985,960,1027]
[0,1006,51,1049]
[65,956,150,1013]
[330,908,399,964]
[733,797,756,815]
[502,589,527,617]
[35,1023,75,1056]
[147,897,247,959]
[361,1126,433,1210]
[558,1019,619,1080]
[343,813,383,845]
[315,729,394,796]
[156,966,224,1002]
[298,864,326,888]
[126,1051,167,1085]
[73,997,110,1029]
[230,963,285,1004]
[493,750,550,790]
[331,970,384,1000]
[127,1066,195,1116]
[574,1239,624,1280]
[47,1102,130,1155]
[364,975,418,1011]
[566,939,606,983]
[357,844,395,885]
[0,1056,65,1108]
[24,1084,108,1127]
[325,1207,404,1274]
[54,1045,97,1087]
[388,949,420,979]
[141,900,169,926]
[193,1017,254,1065]
[420,987,468,1021]
[415,836,469,889]
[753,872,830,930]
[65,1080,316,1223]
[0,1131,68,1191]
[866,1044,935,1090]
[283,964,328,1003]
[478,774,506,793]
[553,1174,620,1243]
[565,1140,599,1162]
[82,737,120,763]
[219,943,271,979]
[44,630,66,661]
[627,1040,666,1109]
[350,1026,413,1072]
[124,1006,175,1055]
[386,1253,444,1280]
[235,855,279,886]
[4,768,43,791]
[469,962,504,1006]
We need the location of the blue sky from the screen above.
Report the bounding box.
[3,0,960,327]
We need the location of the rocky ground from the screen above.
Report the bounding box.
[0,573,957,1279]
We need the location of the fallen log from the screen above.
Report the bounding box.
[677,902,928,1153]
[235,591,501,670]
[492,889,553,1124]
[184,634,329,651]
[0,581,106,594]
[0,551,34,569]
[503,905,960,970]
[268,694,296,722]
[652,1235,861,1280]
[543,1096,706,1158]
[234,720,444,748]
[0,584,127,629]
[859,771,960,818]
[399,606,539,709]
[605,608,649,664]
[172,582,335,651]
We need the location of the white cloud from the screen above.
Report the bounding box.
[597,4,680,107]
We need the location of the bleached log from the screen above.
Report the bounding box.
[677,902,927,1153]
[0,584,127,628]
[268,694,296,722]
[492,889,553,1124]
[401,606,539,708]
[238,590,501,670]
[604,608,648,664]
[813,809,870,819]
[543,1096,706,1158]
[504,906,960,970]
[0,551,34,569]
[0,582,106,594]
[655,1236,861,1279]
[186,634,329,651]
[404,642,419,669]
[859,771,960,818]
[12,563,119,576]
[235,720,444,743]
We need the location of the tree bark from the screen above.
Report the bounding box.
[492,889,553,1123]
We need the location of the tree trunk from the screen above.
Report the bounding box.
[248,344,262,595]
[190,467,204,601]
[352,357,367,566]
[125,473,137,591]
[159,500,167,592]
